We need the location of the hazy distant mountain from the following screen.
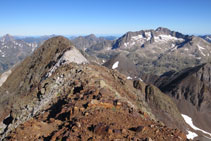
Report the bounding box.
[15,35,57,44]
[99,35,118,40]
[71,34,112,50]
[0,34,38,73]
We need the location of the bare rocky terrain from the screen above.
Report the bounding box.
[0,27,211,140]
[0,36,189,140]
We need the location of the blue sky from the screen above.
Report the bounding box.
[0,0,210,36]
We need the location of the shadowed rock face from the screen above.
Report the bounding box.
[133,80,187,132]
[0,36,187,140]
[154,63,211,135]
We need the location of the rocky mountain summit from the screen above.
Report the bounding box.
[80,27,211,76]
[0,36,190,140]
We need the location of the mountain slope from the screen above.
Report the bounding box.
[154,63,211,139]
[86,27,211,75]
[0,36,188,140]
[200,35,211,43]
[0,34,38,73]
[103,53,139,79]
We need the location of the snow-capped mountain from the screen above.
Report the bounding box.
[200,35,211,43]
[0,34,38,72]
[84,27,211,75]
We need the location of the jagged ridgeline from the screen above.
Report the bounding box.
[0,36,187,140]
[78,27,211,76]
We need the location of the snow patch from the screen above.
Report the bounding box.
[197,45,206,56]
[182,114,211,138]
[154,34,184,42]
[206,36,211,40]
[124,42,129,47]
[127,76,132,80]
[145,32,151,41]
[186,130,198,140]
[132,35,143,40]
[112,61,119,69]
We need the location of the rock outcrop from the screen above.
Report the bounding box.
[154,63,211,138]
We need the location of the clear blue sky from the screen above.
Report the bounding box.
[0,0,210,36]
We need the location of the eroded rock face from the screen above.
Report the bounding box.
[155,63,211,135]
[133,80,186,132]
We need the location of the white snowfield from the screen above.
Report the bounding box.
[181,114,211,139]
[154,34,184,42]
[131,35,143,40]
[145,32,151,41]
[112,61,119,69]
[186,130,198,139]
[127,76,132,80]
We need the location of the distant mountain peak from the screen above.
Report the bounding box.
[85,34,97,39]
[156,27,171,32]
[1,34,14,42]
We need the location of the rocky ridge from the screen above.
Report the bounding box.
[80,27,211,76]
[0,36,188,140]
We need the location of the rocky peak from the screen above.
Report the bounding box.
[156,27,171,33]
[0,36,88,124]
[1,34,15,42]
[85,34,97,40]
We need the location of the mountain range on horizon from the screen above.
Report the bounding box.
[0,27,211,140]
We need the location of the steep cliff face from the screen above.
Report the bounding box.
[0,36,187,140]
[155,63,211,136]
